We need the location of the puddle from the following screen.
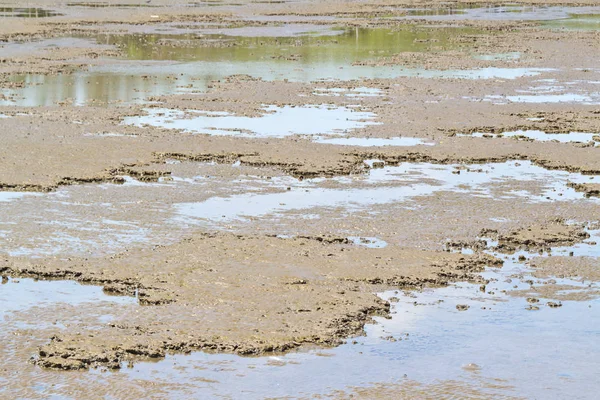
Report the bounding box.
[1,160,598,257]
[1,162,599,398]
[0,7,62,18]
[476,78,600,105]
[0,191,37,202]
[462,130,600,146]
[0,163,304,257]
[543,13,600,31]
[123,105,379,138]
[483,92,600,105]
[66,2,160,8]
[348,236,388,248]
[111,230,600,399]
[2,26,548,106]
[400,5,600,23]
[505,93,600,104]
[0,38,106,59]
[276,234,388,248]
[313,87,383,98]
[2,67,548,107]
[67,1,239,8]
[191,24,345,38]
[98,27,475,63]
[0,277,136,315]
[313,136,434,147]
[176,160,600,226]
[473,52,520,61]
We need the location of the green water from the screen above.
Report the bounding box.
[2,26,544,107]
[66,1,239,7]
[96,26,479,63]
[542,13,600,31]
[0,7,62,18]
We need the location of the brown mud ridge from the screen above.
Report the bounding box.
[446,110,600,137]
[488,221,591,253]
[568,183,600,198]
[2,142,599,194]
[446,220,590,254]
[2,74,600,192]
[530,256,600,282]
[1,233,495,370]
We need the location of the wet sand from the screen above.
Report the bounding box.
[1,0,600,398]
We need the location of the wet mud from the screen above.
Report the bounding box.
[1,0,600,398]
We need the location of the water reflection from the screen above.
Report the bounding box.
[4,26,540,107]
[0,7,62,18]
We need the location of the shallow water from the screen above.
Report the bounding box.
[313,136,434,147]
[0,164,304,256]
[0,37,107,58]
[473,52,521,61]
[1,160,597,257]
[2,66,547,107]
[1,160,599,398]
[401,5,600,24]
[1,26,547,106]
[176,160,600,226]
[123,105,380,138]
[66,1,237,8]
[0,191,37,202]
[348,236,388,248]
[109,230,600,399]
[0,277,136,315]
[66,2,161,8]
[98,27,474,63]
[463,130,600,146]
[542,13,600,31]
[2,2,600,398]
[0,7,62,18]
[313,87,384,98]
[486,92,600,104]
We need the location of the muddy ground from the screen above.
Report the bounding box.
[1,0,599,399]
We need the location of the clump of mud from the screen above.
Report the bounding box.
[1,232,493,370]
[485,221,590,253]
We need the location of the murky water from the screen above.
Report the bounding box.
[100,27,471,62]
[66,1,237,9]
[400,4,600,24]
[543,13,600,31]
[103,229,600,399]
[1,26,548,106]
[66,2,161,8]
[2,65,547,107]
[0,8,62,18]
[473,52,521,61]
[348,236,388,248]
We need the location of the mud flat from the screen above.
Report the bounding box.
[1,0,600,398]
